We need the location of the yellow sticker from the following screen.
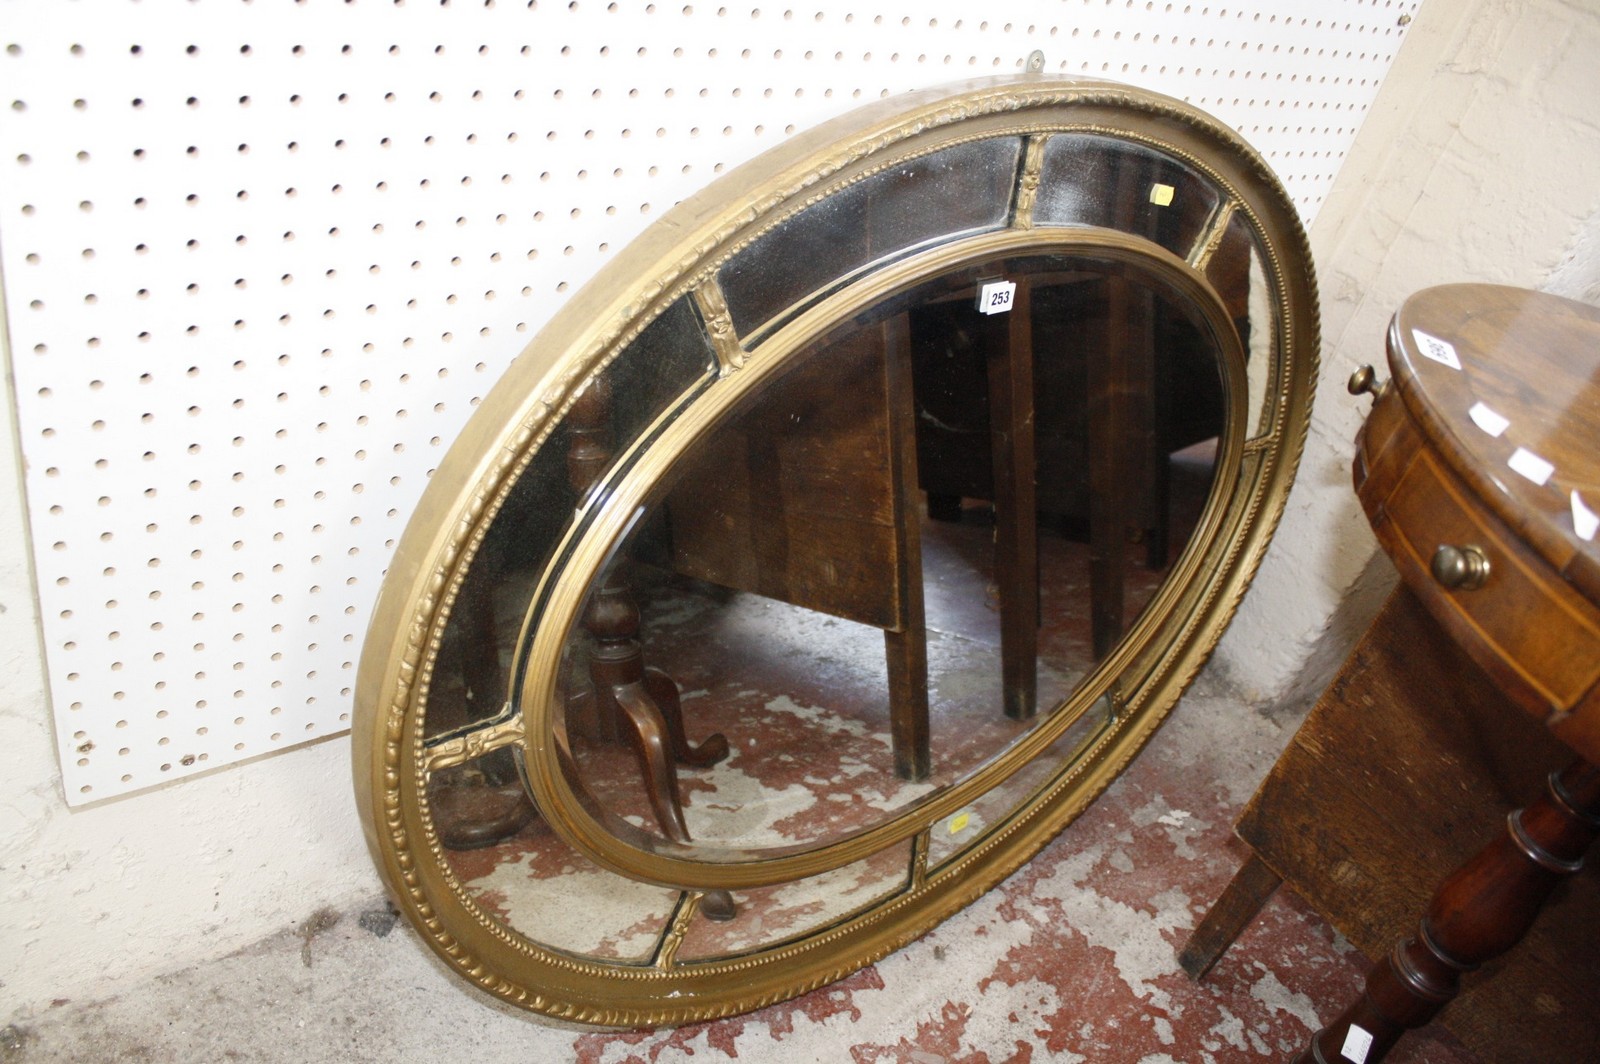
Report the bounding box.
[1149,183,1175,206]
[948,812,971,834]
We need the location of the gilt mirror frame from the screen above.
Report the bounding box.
[353,73,1319,1024]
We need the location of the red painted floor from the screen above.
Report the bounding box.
[417,457,1485,1062]
[548,665,1482,1062]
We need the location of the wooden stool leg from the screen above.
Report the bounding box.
[1179,852,1283,980]
[1293,760,1600,1064]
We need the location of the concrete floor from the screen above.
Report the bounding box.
[1,668,1478,1064]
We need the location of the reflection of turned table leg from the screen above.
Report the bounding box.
[1292,760,1600,1064]
[567,378,729,845]
[581,573,730,843]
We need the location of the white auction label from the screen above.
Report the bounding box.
[1412,328,1462,370]
[978,279,1018,316]
[1340,1024,1375,1063]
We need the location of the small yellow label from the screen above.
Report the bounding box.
[1149,183,1175,206]
[948,812,971,834]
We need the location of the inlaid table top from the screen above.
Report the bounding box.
[1357,283,1600,761]
[1391,284,1600,599]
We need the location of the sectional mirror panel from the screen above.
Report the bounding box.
[354,76,1318,1025]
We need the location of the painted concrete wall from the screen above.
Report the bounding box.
[4,0,1600,1020]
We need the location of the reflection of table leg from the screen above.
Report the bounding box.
[884,313,932,779]
[989,279,1039,721]
[583,574,730,844]
[568,379,729,844]
[1292,760,1600,1064]
[1089,276,1154,660]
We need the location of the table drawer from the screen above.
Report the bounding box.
[1371,443,1600,720]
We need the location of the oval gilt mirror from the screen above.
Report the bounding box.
[353,74,1318,1024]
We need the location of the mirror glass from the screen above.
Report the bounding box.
[357,78,1321,1022]
[1207,214,1276,440]
[419,246,1231,960]
[438,812,680,963]
[719,137,1024,343]
[551,253,1224,862]
[421,296,717,849]
[1033,133,1220,257]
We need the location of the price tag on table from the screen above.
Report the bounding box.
[1340,1023,1374,1062]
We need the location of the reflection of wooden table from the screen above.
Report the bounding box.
[911,271,1227,680]
[1183,286,1600,1063]
[668,316,932,781]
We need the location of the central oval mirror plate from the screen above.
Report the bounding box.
[354,74,1318,1025]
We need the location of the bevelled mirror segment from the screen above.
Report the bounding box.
[354,73,1318,1025]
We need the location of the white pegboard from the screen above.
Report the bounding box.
[0,0,1419,804]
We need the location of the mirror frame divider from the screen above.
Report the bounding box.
[353,72,1320,1025]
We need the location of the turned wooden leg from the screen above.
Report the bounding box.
[584,574,729,844]
[565,377,729,846]
[1293,760,1600,1064]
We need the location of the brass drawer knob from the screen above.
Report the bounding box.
[1348,364,1385,401]
[1431,544,1491,590]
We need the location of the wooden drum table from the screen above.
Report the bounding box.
[1184,285,1600,1063]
